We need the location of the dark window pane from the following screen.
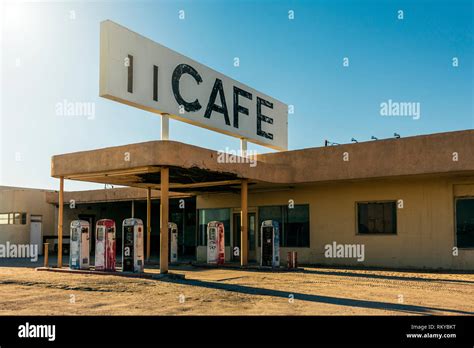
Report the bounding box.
[456,199,474,248]
[249,214,256,251]
[358,204,368,233]
[358,202,396,234]
[258,205,310,247]
[286,205,310,247]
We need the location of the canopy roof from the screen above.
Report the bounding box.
[51,130,474,193]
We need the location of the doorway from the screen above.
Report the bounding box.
[30,215,43,256]
[232,212,257,262]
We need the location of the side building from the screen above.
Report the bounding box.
[0,186,56,254]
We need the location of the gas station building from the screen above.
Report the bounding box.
[49,129,474,271]
[39,20,474,273]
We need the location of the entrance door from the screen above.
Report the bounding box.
[232,212,257,262]
[30,215,43,256]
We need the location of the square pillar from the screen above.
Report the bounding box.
[160,167,169,273]
[57,177,64,267]
[241,179,248,266]
[146,187,151,261]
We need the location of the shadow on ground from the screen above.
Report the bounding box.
[158,277,474,316]
[296,268,474,285]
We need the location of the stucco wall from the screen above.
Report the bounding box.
[196,176,474,270]
[0,188,55,247]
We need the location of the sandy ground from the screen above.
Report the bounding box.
[0,262,472,316]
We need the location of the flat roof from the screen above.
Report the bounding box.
[51,130,474,192]
[45,187,190,205]
[0,185,55,193]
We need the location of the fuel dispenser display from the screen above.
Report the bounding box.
[169,222,178,263]
[260,220,280,267]
[95,219,116,271]
[70,220,90,270]
[122,218,144,273]
[207,221,225,265]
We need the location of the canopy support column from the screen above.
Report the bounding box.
[241,179,248,266]
[146,187,151,261]
[57,177,64,268]
[160,167,169,274]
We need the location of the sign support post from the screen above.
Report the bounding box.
[240,138,247,157]
[161,115,169,140]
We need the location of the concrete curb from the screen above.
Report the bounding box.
[190,262,303,273]
[35,267,155,279]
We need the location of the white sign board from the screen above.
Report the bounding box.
[100,20,288,150]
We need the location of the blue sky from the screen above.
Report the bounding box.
[1,0,472,191]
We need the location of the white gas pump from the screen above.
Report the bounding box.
[95,219,116,271]
[169,222,178,263]
[69,220,90,270]
[122,218,144,273]
[260,220,280,267]
[207,221,225,265]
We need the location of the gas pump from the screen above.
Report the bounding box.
[69,220,90,270]
[260,220,280,267]
[95,219,116,271]
[207,221,225,265]
[169,222,178,263]
[122,218,144,273]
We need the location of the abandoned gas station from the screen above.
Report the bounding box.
[49,129,474,272]
[46,20,474,273]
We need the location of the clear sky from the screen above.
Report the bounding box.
[1,0,472,191]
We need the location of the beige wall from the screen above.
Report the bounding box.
[0,188,55,247]
[196,176,474,270]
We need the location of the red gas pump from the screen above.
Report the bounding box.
[207,221,225,265]
[95,219,116,271]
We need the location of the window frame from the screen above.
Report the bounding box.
[257,204,310,248]
[355,200,398,235]
[0,212,27,225]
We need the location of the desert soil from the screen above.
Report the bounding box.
[0,264,472,315]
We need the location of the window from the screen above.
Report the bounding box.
[198,208,230,246]
[357,202,396,234]
[456,198,474,248]
[0,212,27,225]
[249,214,256,251]
[258,205,310,247]
[0,214,8,224]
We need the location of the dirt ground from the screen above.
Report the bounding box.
[0,263,472,315]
